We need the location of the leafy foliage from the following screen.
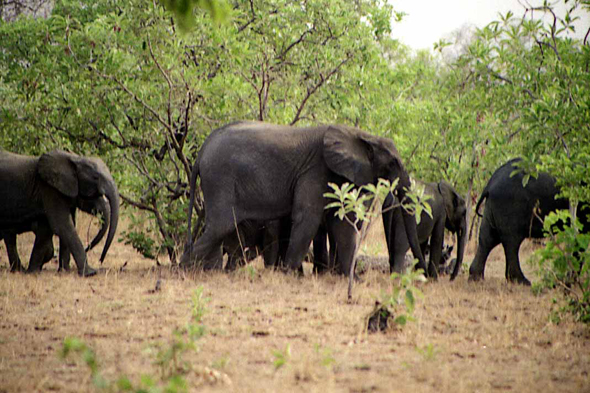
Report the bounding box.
[532,210,590,323]
[324,179,431,300]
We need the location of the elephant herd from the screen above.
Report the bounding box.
[1,122,586,286]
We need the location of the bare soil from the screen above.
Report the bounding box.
[1,217,589,393]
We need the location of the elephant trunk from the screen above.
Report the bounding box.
[397,174,427,273]
[99,180,120,263]
[85,196,110,252]
[450,221,466,281]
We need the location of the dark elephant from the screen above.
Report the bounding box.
[223,219,284,271]
[383,181,467,280]
[0,150,120,276]
[181,121,426,273]
[2,196,110,272]
[469,158,589,285]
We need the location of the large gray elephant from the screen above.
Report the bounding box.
[181,121,426,273]
[469,158,589,285]
[0,150,120,276]
[2,195,110,272]
[383,181,467,280]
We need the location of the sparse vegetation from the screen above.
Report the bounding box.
[60,287,212,392]
[1,229,589,392]
[532,211,590,323]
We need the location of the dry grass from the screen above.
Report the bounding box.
[1,216,589,393]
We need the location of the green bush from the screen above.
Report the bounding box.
[532,211,590,323]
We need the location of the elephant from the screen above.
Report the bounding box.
[0,149,120,276]
[383,181,467,280]
[1,195,109,272]
[469,158,589,285]
[181,121,426,274]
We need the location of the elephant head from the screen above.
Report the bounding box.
[322,126,427,272]
[38,150,120,264]
[437,181,466,280]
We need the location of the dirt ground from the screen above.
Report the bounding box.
[0,216,589,393]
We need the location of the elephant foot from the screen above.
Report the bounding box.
[414,260,428,274]
[78,265,98,277]
[468,273,484,283]
[507,275,531,286]
[10,264,23,273]
[427,265,439,280]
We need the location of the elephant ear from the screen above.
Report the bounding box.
[323,126,373,186]
[438,181,459,220]
[38,150,79,198]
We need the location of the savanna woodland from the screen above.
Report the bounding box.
[1,0,590,392]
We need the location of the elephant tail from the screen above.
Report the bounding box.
[186,159,200,254]
[475,188,489,218]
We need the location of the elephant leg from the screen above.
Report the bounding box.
[223,227,244,271]
[185,216,232,270]
[468,218,499,282]
[58,208,76,272]
[312,222,330,274]
[276,218,291,268]
[3,233,23,272]
[328,215,359,277]
[285,185,324,272]
[502,238,530,285]
[26,225,54,273]
[388,207,410,273]
[43,193,96,277]
[58,242,72,272]
[427,220,445,279]
[262,220,281,268]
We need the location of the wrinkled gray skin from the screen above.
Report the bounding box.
[0,150,120,276]
[181,121,426,273]
[2,196,110,272]
[469,158,589,285]
[383,181,467,280]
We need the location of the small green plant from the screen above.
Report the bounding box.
[381,262,426,326]
[532,210,590,323]
[324,178,431,300]
[272,344,291,370]
[366,262,426,332]
[237,264,259,281]
[60,287,210,392]
[313,344,336,369]
[416,343,439,361]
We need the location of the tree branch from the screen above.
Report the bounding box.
[290,53,352,125]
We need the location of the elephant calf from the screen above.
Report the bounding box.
[383,181,467,280]
[0,150,120,276]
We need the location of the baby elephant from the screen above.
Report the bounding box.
[383,181,467,280]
